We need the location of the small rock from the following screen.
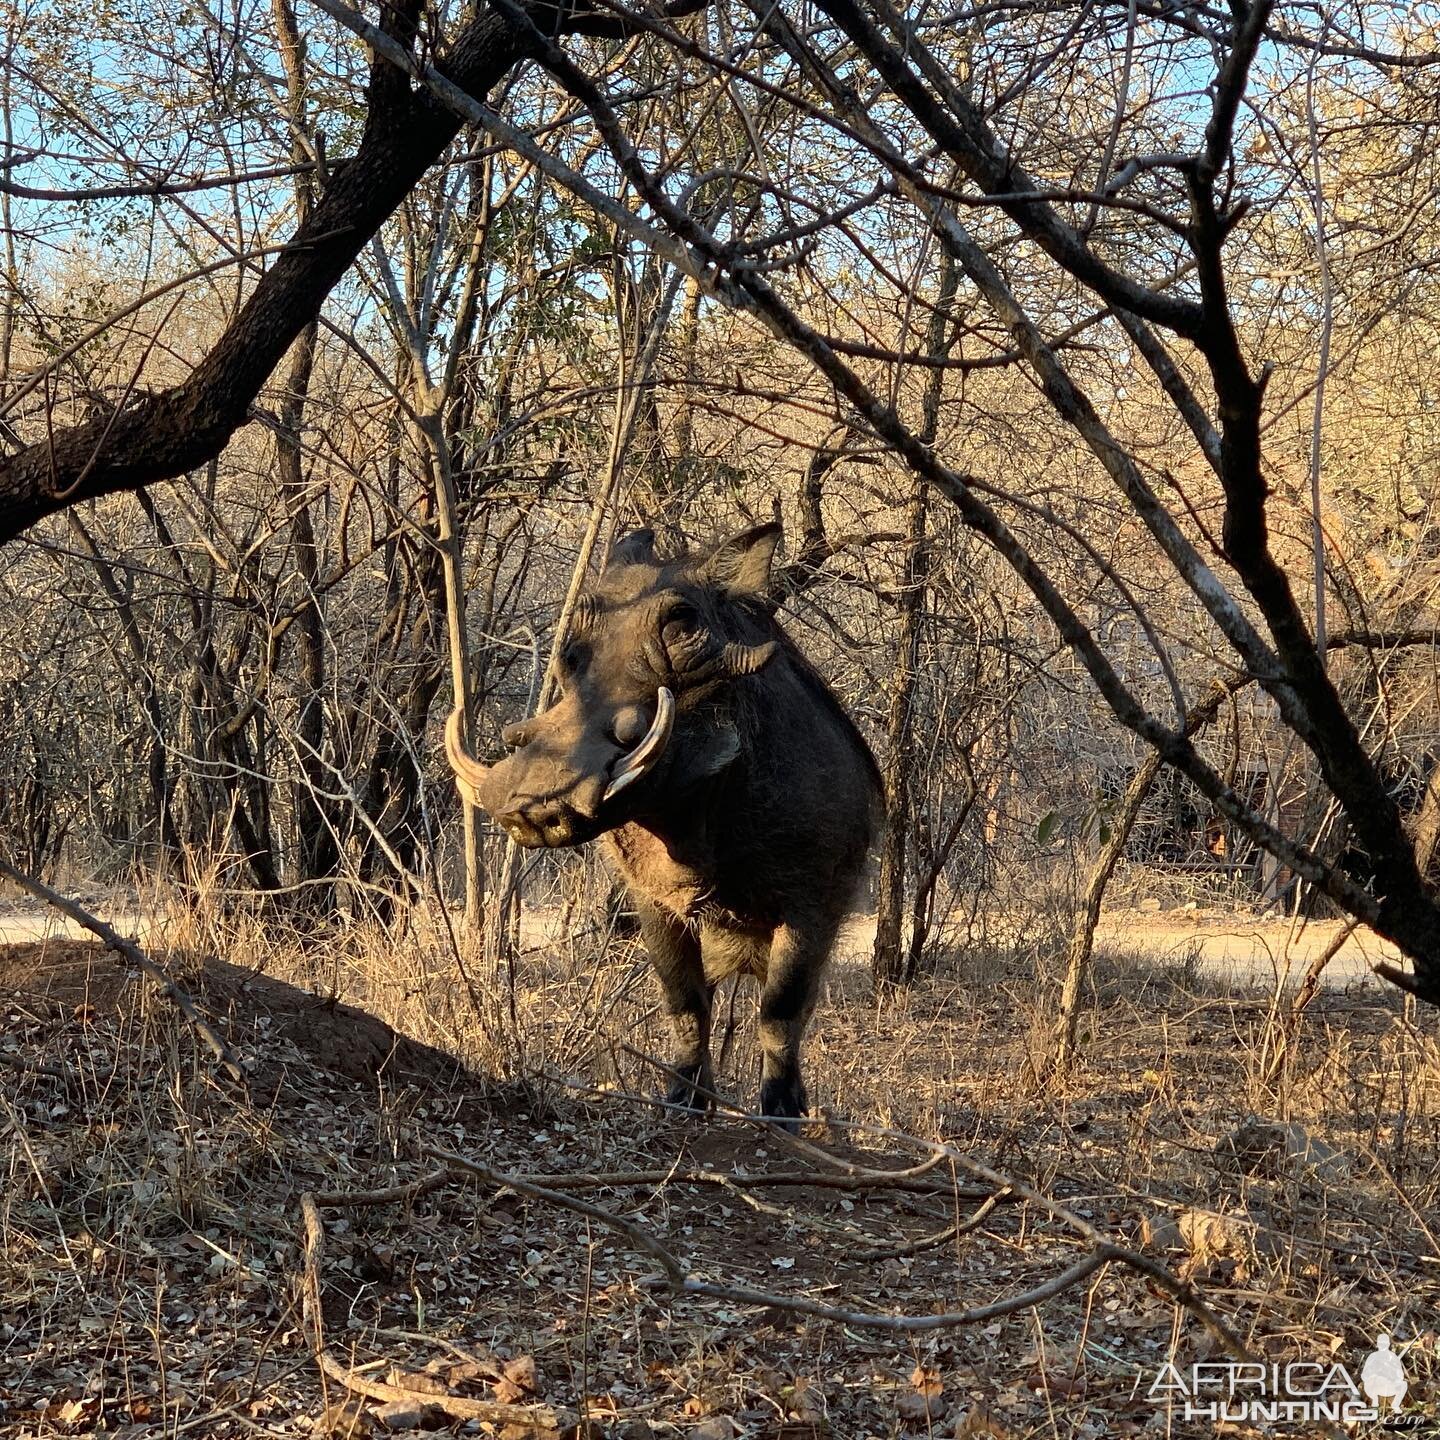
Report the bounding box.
[372,1399,426,1432]
[690,1420,735,1440]
[1138,898,1162,914]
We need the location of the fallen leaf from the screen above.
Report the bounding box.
[55,1396,100,1431]
[503,1354,539,1393]
[955,1403,1011,1437]
[490,1353,540,1405]
[911,1365,945,1398]
[492,1375,530,1405]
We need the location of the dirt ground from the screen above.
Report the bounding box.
[2,924,1438,1439]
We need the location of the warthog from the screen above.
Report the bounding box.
[446,523,882,1123]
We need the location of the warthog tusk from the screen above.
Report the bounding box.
[444,707,492,804]
[604,687,675,802]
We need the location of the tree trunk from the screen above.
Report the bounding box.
[272,0,337,898]
[1044,679,1239,1083]
[66,513,180,860]
[872,249,957,991]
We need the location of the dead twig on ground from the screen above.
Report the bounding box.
[310,1170,453,1208]
[852,1188,1009,1261]
[618,1044,1256,1359]
[297,1191,577,1433]
[422,1141,1111,1333]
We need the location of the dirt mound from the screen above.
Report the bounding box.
[0,938,471,1093]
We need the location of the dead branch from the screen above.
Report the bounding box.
[671,1251,1110,1331]
[310,1169,453,1209]
[851,1189,1008,1262]
[419,1144,687,1284]
[313,1158,1004,1212]
[423,1141,1115,1333]
[618,1047,1255,1358]
[807,1114,1255,1359]
[522,1166,996,1198]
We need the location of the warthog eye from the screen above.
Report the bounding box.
[662,603,701,647]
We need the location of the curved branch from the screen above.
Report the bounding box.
[0,3,537,543]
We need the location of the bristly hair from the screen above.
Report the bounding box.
[571,593,600,633]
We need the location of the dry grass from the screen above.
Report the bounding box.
[1,898,1438,1438]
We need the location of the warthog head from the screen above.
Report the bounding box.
[446,523,783,848]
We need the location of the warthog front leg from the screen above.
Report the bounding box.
[638,900,714,1112]
[758,918,836,1129]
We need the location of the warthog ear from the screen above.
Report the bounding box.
[606,527,657,570]
[702,522,782,597]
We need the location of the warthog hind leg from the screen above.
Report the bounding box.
[757,918,835,1131]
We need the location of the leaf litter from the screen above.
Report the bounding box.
[1,938,1438,1437]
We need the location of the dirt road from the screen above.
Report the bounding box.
[0,899,1410,991]
[1091,909,1402,988]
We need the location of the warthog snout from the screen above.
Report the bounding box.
[446,687,676,849]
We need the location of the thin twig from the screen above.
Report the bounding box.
[619,1046,1254,1357]
[852,1189,1008,1261]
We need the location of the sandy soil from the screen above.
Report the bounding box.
[1091,909,1403,987]
[0,899,1407,991]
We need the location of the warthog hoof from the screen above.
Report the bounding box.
[759,1075,809,1132]
[665,1062,712,1115]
